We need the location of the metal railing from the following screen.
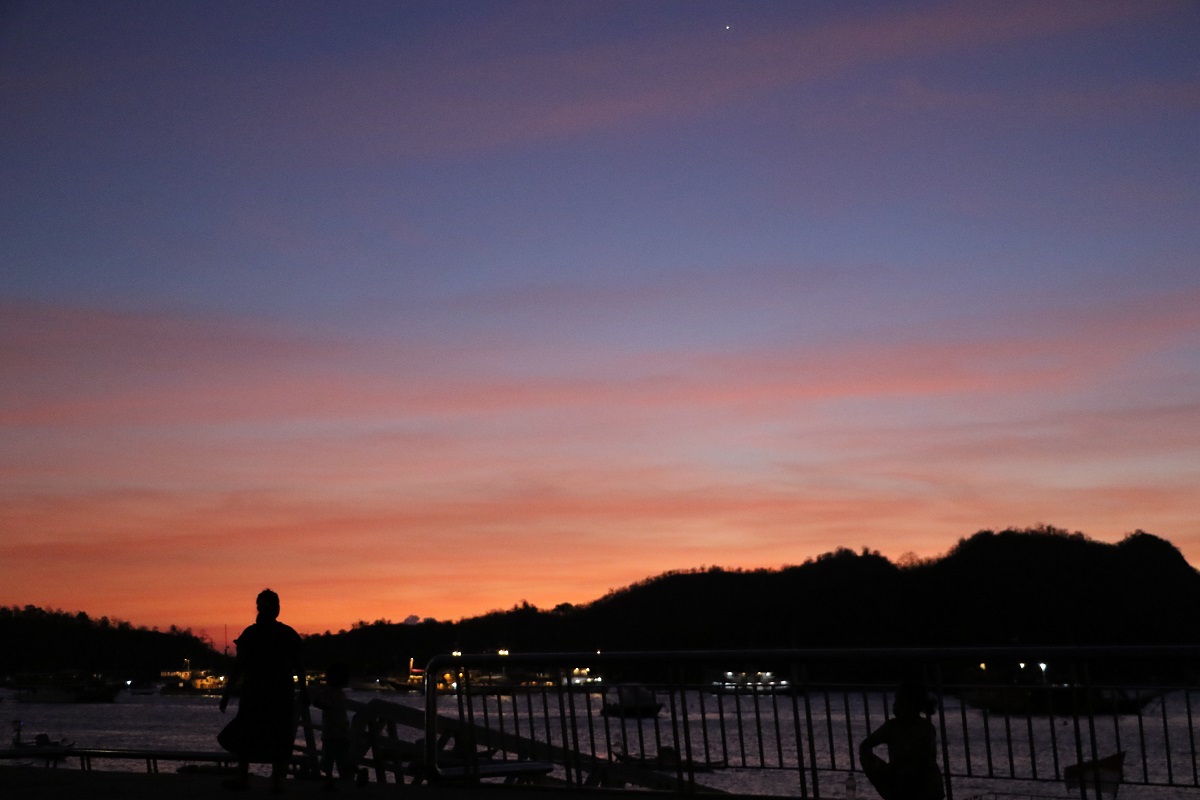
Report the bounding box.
[419,647,1200,798]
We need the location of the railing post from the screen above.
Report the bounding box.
[932,662,953,800]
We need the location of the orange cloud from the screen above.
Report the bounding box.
[2,287,1198,633]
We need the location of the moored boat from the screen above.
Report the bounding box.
[13,671,122,703]
[711,670,792,695]
[601,684,663,718]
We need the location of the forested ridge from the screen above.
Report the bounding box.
[308,527,1200,674]
[0,606,218,680]
[5,527,1198,681]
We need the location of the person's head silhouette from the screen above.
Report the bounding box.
[257,588,280,622]
[893,677,935,718]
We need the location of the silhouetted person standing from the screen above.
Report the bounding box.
[309,661,355,788]
[858,679,945,800]
[219,588,306,792]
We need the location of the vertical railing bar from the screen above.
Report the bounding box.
[1024,697,1038,781]
[540,680,554,765]
[534,685,546,761]
[476,688,488,756]
[861,686,875,785]
[842,686,855,775]
[630,701,643,759]
[1134,687,1149,785]
[1047,674,1062,781]
[676,667,697,792]
[734,686,748,767]
[483,688,496,757]
[565,675,580,784]
[568,671,588,786]
[1082,663,1102,800]
[582,677,599,769]
[697,676,712,769]
[1108,683,1123,785]
[716,687,730,766]
[958,672,975,778]
[802,663,821,798]
[614,692,629,761]
[771,686,784,768]
[460,669,478,779]
[1186,687,1198,787]
[598,683,615,766]
[1159,685,1173,786]
[1001,701,1016,779]
[982,701,995,778]
[651,680,666,763]
[512,689,524,761]
[635,685,649,759]
[932,663,954,800]
[789,659,809,798]
[664,670,681,788]
[1068,662,1090,800]
[555,676,576,785]
[860,683,873,754]
[753,685,766,767]
[823,686,838,771]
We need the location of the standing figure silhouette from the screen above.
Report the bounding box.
[218,589,306,793]
[858,679,945,800]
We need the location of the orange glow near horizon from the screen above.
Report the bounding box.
[3,2,1199,644]
[3,297,1198,637]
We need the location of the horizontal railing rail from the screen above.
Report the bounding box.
[0,745,236,773]
[421,647,1200,798]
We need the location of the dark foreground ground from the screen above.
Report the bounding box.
[0,767,641,800]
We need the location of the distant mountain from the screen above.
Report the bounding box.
[8,528,1198,680]
[304,527,1200,674]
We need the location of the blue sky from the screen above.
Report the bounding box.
[2,0,1198,635]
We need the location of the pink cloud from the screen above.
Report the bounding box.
[3,284,1196,432]
[3,286,1198,631]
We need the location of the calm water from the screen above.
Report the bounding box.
[5,688,228,753]
[3,687,1196,799]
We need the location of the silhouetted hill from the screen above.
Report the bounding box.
[911,528,1200,646]
[9,528,1199,680]
[303,527,1200,675]
[0,606,223,681]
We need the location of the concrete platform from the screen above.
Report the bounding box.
[0,766,611,800]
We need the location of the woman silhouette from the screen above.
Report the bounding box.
[858,679,945,800]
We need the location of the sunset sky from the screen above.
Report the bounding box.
[2,1,1198,643]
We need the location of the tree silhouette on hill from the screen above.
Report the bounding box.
[8,527,1198,680]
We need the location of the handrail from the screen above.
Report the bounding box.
[0,746,236,773]
[421,646,1200,798]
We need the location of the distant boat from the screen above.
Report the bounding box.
[958,661,1157,716]
[13,671,122,704]
[601,685,663,718]
[160,669,226,696]
[10,732,74,750]
[4,722,74,766]
[711,670,792,695]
